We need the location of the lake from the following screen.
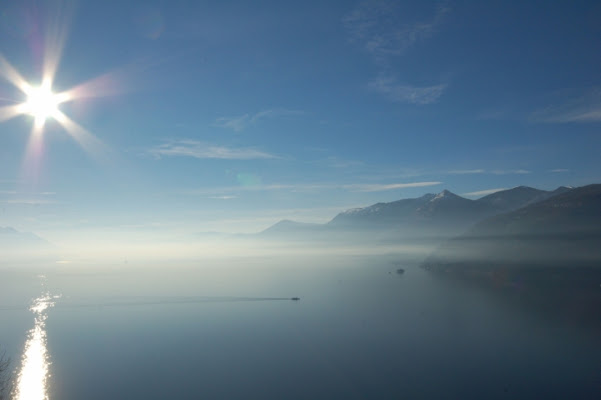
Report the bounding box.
[1,253,600,399]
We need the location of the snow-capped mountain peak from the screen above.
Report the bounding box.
[340,207,365,215]
[430,190,454,202]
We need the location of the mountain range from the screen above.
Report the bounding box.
[260,185,573,241]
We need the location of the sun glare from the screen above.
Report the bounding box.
[0,8,128,170]
[23,84,62,126]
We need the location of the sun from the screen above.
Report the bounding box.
[22,83,63,126]
[0,12,125,164]
[0,49,114,162]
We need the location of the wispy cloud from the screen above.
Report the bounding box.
[342,181,442,192]
[463,188,508,197]
[189,184,325,196]
[214,108,304,132]
[208,195,237,200]
[369,76,447,105]
[0,190,57,205]
[491,169,531,175]
[446,169,486,175]
[344,2,450,105]
[190,181,442,195]
[343,1,450,60]
[531,89,601,123]
[549,168,569,173]
[213,114,250,132]
[149,140,277,160]
[445,168,531,175]
[532,105,601,123]
[2,199,58,205]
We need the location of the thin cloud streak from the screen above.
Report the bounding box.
[463,188,508,197]
[0,190,58,205]
[531,89,601,123]
[532,105,601,123]
[445,169,531,175]
[213,114,249,132]
[2,199,58,205]
[369,76,447,105]
[188,184,324,196]
[214,108,304,132]
[189,181,442,195]
[446,169,485,175]
[343,181,442,192]
[491,169,531,175]
[0,191,55,196]
[149,140,278,160]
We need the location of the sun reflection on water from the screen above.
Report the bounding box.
[14,292,59,400]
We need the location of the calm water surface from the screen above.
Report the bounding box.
[1,254,600,399]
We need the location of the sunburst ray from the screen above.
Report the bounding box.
[0,104,26,122]
[54,110,110,161]
[0,54,31,94]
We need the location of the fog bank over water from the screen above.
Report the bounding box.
[1,238,437,269]
[1,254,600,400]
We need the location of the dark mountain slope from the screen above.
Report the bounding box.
[423,184,601,269]
[421,185,601,330]
[327,193,435,227]
[476,186,571,213]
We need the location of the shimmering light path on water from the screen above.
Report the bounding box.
[15,292,59,400]
[9,292,291,400]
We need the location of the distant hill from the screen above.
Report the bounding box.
[258,220,329,241]
[423,184,601,270]
[477,185,571,213]
[260,219,323,235]
[0,226,48,247]
[260,186,572,242]
[0,226,55,261]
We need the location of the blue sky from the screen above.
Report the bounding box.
[0,0,600,243]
